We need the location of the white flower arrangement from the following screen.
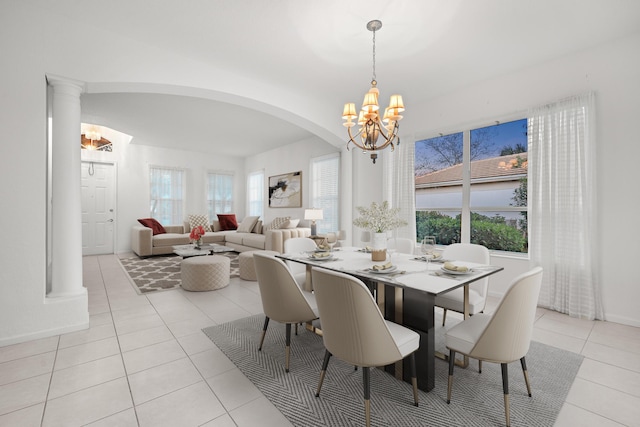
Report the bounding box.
[353,201,408,233]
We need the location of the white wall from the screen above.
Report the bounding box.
[244,136,339,225]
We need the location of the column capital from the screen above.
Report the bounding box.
[46,74,85,96]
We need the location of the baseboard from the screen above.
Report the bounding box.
[602,314,640,328]
[0,321,89,348]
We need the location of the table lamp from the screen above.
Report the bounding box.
[304,208,323,236]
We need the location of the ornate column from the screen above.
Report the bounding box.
[47,76,86,298]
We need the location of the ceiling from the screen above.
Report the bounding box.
[42,0,640,156]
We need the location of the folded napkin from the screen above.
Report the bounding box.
[312,251,332,259]
[443,261,469,272]
[372,262,393,271]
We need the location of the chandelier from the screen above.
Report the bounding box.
[81,127,112,152]
[343,20,405,164]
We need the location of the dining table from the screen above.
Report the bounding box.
[277,246,503,392]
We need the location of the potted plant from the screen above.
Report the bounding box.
[353,201,408,261]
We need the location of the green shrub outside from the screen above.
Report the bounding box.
[416,211,527,253]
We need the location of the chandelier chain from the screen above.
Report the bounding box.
[372,28,376,82]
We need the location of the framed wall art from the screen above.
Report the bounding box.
[268,171,302,208]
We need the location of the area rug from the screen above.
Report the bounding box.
[118,253,239,294]
[202,314,583,427]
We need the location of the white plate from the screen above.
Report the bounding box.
[308,255,335,261]
[441,266,474,275]
[367,265,398,274]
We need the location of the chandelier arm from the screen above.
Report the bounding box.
[346,126,365,150]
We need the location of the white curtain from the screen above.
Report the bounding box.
[528,92,603,320]
[383,138,416,241]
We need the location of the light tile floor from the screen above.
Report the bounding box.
[0,254,639,426]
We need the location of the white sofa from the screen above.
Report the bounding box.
[131,219,311,257]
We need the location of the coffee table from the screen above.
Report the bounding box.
[172,244,235,258]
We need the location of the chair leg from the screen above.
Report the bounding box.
[363,366,371,427]
[501,363,511,427]
[258,317,270,351]
[285,323,291,372]
[410,352,419,407]
[478,360,482,373]
[295,323,298,335]
[315,350,332,397]
[442,308,448,326]
[447,349,455,404]
[520,357,532,397]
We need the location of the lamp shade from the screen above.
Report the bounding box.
[342,103,357,120]
[304,209,323,221]
[388,95,405,111]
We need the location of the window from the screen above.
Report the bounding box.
[415,119,528,253]
[207,171,234,218]
[310,153,340,234]
[247,170,264,218]
[149,166,185,225]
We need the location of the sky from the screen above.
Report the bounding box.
[414,118,528,176]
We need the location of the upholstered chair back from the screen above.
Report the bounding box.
[469,266,543,362]
[253,252,317,324]
[311,268,404,367]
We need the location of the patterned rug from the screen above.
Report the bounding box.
[203,314,583,427]
[118,252,240,294]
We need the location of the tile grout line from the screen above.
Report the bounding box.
[97,254,142,427]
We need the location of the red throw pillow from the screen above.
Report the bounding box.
[217,214,238,231]
[138,218,166,235]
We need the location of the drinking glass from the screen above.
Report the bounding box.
[326,232,337,252]
[421,236,436,269]
[386,245,396,261]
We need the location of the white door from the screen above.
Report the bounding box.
[81,162,115,255]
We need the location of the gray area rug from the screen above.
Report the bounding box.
[203,314,583,427]
[118,252,239,294]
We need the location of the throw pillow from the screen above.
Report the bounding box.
[218,214,238,230]
[268,216,290,231]
[188,214,209,230]
[283,218,300,229]
[137,218,166,235]
[237,216,260,233]
[252,220,263,234]
[211,220,222,232]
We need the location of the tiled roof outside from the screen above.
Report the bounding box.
[415,152,528,186]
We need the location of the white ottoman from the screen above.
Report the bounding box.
[239,250,278,281]
[181,256,230,291]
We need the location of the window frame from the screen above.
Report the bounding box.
[310,152,340,235]
[206,170,234,219]
[247,169,265,219]
[414,116,529,255]
[149,165,186,225]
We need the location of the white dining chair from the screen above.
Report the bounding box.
[283,237,317,288]
[253,252,319,372]
[435,243,491,326]
[311,267,420,427]
[445,266,543,427]
[387,237,415,255]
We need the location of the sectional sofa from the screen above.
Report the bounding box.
[131,217,311,257]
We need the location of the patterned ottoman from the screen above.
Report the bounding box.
[181,255,230,291]
[238,250,278,281]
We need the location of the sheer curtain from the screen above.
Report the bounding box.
[383,139,416,241]
[528,92,603,320]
